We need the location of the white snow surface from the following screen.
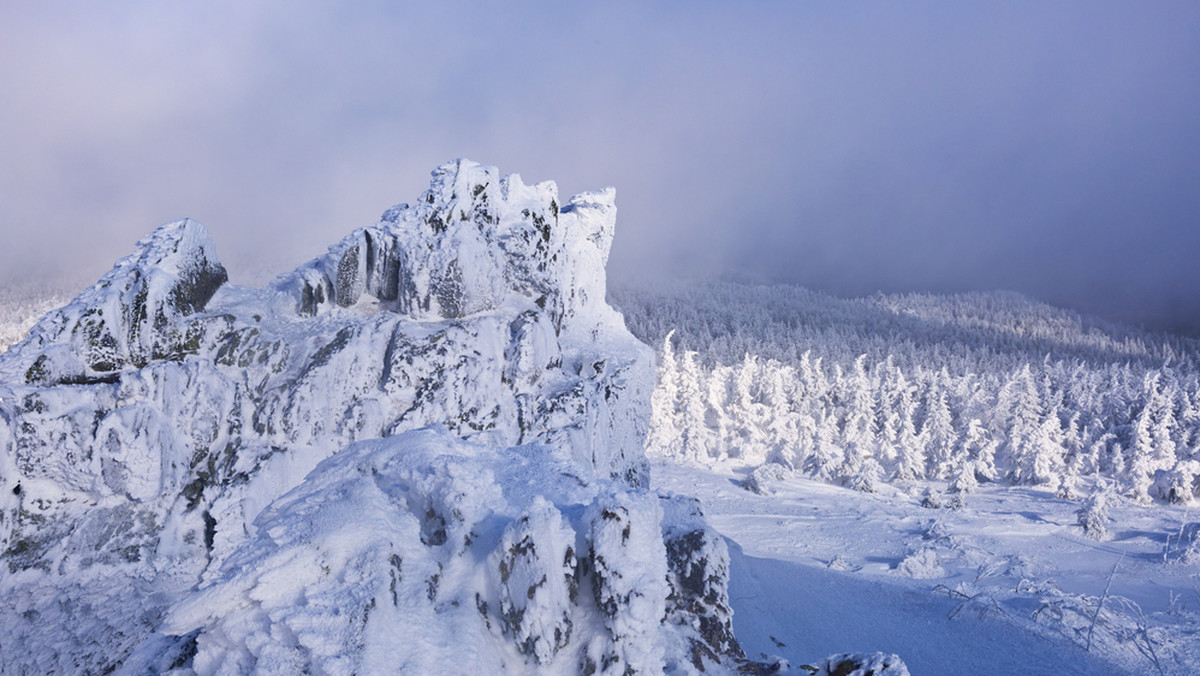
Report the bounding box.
[654,459,1200,675]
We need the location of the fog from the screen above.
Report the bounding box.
[3,1,1199,332]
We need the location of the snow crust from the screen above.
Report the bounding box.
[0,161,757,673]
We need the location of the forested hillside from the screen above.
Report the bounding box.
[613,279,1200,506]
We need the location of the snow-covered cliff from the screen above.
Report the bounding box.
[0,161,746,673]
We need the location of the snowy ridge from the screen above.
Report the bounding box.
[6,218,228,386]
[0,161,778,673]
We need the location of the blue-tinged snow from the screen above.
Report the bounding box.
[654,459,1199,674]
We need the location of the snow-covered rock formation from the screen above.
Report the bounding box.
[0,160,747,673]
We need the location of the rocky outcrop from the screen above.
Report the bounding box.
[11,219,227,385]
[0,161,748,673]
[811,652,910,676]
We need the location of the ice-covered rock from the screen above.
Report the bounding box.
[7,218,227,386]
[121,429,748,674]
[810,652,910,676]
[0,160,752,673]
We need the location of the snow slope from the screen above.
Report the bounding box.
[654,460,1200,674]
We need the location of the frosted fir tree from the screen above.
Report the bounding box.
[1030,409,1067,490]
[840,355,877,451]
[1078,480,1116,540]
[1097,434,1126,479]
[1056,472,1081,500]
[798,352,832,417]
[676,350,715,462]
[921,376,957,479]
[1057,415,1088,499]
[948,460,978,495]
[730,353,769,460]
[892,393,926,482]
[1127,373,1179,503]
[647,331,682,454]
[1151,459,1200,505]
[804,414,844,483]
[847,456,884,494]
[705,363,735,461]
[873,357,903,467]
[776,409,819,471]
[968,418,1000,482]
[763,365,801,466]
[1061,411,1085,470]
[874,406,902,472]
[1001,365,1050,485]
[1177,389,1200,455]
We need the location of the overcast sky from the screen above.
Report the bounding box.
[3,1,1199,332]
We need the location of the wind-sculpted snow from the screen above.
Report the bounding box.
[0,161,759,673]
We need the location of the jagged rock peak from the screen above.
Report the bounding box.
[0,162,736,673]
[8,218,227,385]
[280,159,619,336]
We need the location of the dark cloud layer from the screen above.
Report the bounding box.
[3,1,1199,333]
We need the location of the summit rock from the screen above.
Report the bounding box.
[0,161,749,674]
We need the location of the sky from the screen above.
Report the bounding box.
[2,1,1200,333]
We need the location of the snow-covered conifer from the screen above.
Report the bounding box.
[892,389,926,481]
[847,456,884,493]
[1151,459,1200,505]
[921,377,957,479]
[677,350,714,462]
[647,331,682,454]
[804,415,844,483]
[1078,481,1116,540]
[948,460,978,495]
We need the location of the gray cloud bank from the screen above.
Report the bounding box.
[2,1,1199,333]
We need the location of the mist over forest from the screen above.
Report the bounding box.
[3,2,1200,334]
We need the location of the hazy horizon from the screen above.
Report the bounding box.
[3,2,1199,334]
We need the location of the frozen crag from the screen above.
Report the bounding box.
[0,160,749,673]
[11,218,228,385]
[121,429,741,674]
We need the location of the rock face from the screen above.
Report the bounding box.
[0,161,745,673]
[14,218,227,385]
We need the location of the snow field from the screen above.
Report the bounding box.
[653,460,1200,674]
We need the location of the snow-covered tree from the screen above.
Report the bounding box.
[1078,481,1116,540]
[1151,459,1200,505]
[676,350,714,462]
[1128,373,1180,503]
[921,375,957,479]
[647,331,682,454]
[847,457,884,493]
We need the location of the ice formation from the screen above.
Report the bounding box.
[0,161,747,673]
